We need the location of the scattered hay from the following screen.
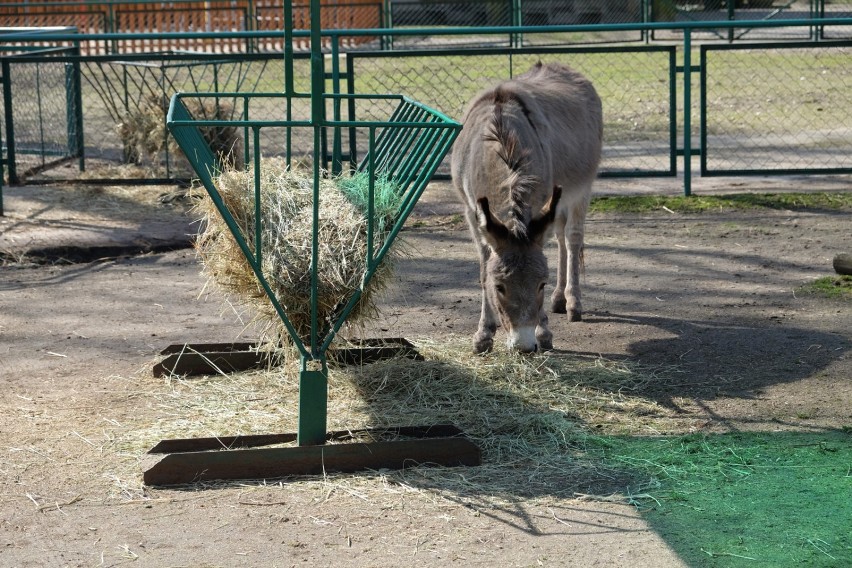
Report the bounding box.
[195,158,406,349]
[117,94,242,169]
[112,337,693,502]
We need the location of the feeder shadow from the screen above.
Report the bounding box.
[0,184,195,269]
[338,355,650,535]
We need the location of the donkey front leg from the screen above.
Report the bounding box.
[565,239,584,322]
[473,242,499,354]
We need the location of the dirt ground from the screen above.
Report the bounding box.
[0,175,850,567]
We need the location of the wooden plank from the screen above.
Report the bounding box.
[152,350,271,377]
[143,436,481,486]
[148,432,298,454]
[153,338,422,377]
[148,424,467,454]
[159,342,259,355]
[329,338,424,365]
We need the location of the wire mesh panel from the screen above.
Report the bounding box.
[819,0,852,39]
[75,53,295,178]
[0,11,106,52]
[518,0,645,45]
[255,1,382,52]
[113,6,250,54]
[650,0,822,42]
[385,0,514,49]
[701,41,852,174]
[347,46,677,177]
[385,0,644,48]
[0,52,79,180]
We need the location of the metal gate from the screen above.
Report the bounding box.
[0,46,83,186]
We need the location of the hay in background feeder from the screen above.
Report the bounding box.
[118,94,242,169]
[195,158,405,350]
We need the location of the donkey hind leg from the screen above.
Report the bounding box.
[473,240,499,353]
[565,197,589,322]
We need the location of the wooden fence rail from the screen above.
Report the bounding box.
[0,1,382,54]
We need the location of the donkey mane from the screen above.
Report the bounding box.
[482,87,541,239]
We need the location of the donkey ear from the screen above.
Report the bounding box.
[528,185,562,242]
[477,197,510,242]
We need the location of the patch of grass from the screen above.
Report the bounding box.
[798,276,852,300]
[590,192,852,214]
[595,431,852,567]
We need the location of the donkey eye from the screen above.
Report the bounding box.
[538,282,546,292]
[495,284,506,295]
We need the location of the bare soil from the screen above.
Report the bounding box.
[0,177,850,567]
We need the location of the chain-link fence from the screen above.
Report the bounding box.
[0,48,81,183]
[385,0,645,48]
[76,54,288,178]
[2,21,851,192]
[346,46,676,177]
[650,0,852,41]
[702,41,852,173]
[3,1,849,54]
[0,1,384,54]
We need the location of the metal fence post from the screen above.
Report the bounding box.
[65,45,85,172]
[2,59,18,187]
[303,0,330,447]
[382,0,391,50]
[512,0,522,48]
[683,28,692,197]
[0,60,6,213]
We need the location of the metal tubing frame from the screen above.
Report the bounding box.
[167,88,460,446]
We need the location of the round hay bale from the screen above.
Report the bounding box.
[195,158,404,350]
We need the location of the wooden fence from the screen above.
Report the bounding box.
[0,1,382,54]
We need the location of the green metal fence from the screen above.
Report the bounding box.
[701,40,852,175]
[1,17,852,201]
[0,46,82,186]
[345,45,678,177]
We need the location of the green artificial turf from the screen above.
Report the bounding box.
[593,431,852,567]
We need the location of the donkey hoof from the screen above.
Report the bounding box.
[473,335,494,354]
[551,299,567,314]
[538,337,553,351]
[569,310,583,322]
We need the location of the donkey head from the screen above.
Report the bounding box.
[477,185,562,352]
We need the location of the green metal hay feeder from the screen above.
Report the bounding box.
[143,1,471,485]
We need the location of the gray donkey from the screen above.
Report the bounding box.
[451,62,603,353]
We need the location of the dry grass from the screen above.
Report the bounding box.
[194,159,406,350]
[106,337,695,503]
[117,94,242,169]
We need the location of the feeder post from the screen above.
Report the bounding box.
[298,0,331,447]
[298,357,328,446]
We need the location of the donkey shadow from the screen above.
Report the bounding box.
[561,310,850,416]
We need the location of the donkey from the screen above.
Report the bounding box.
[451,62,603,353]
